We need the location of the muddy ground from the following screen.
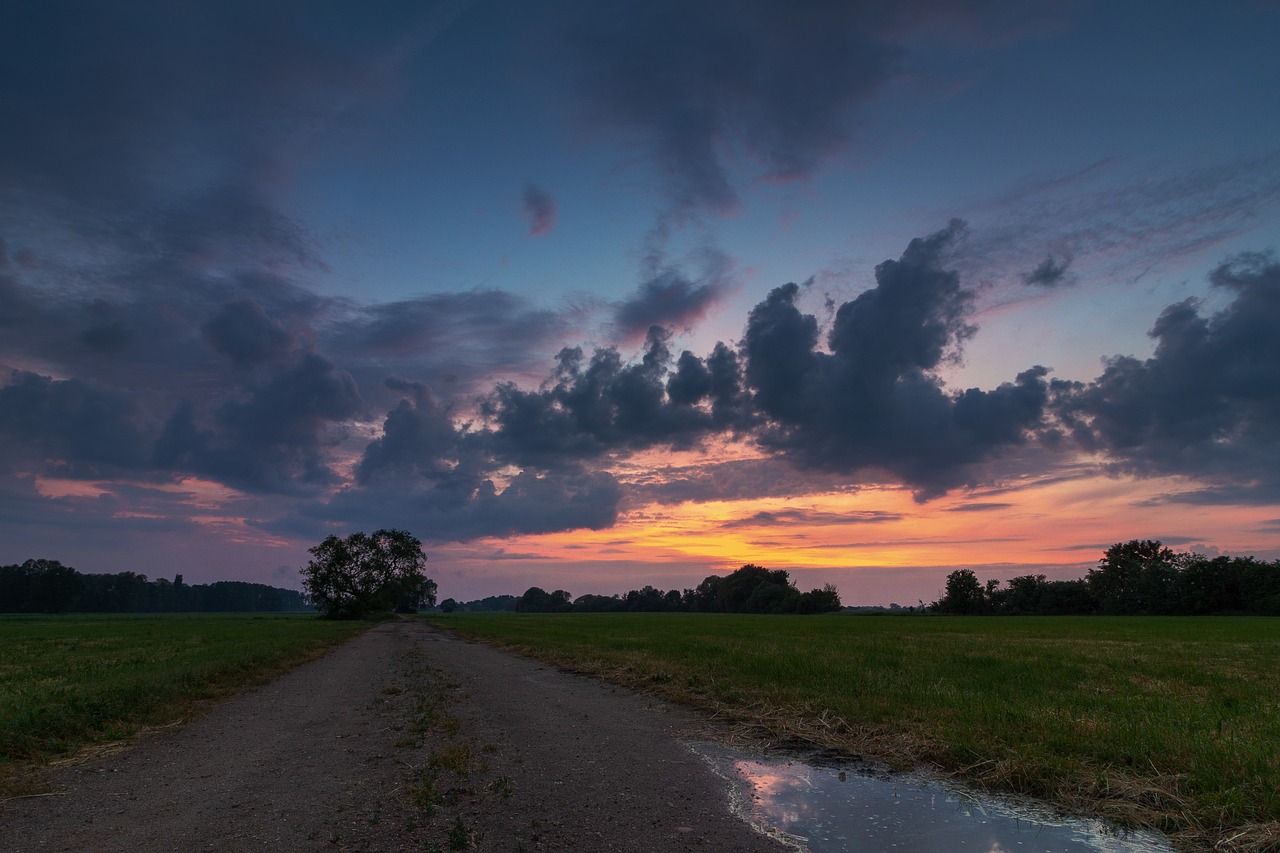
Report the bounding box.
[0,619,789,852]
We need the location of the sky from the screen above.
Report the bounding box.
[2,0,1279,605]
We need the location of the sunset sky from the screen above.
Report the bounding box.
[2,1,1279,605]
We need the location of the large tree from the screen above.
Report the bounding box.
[935,568,986,615]
[301,529,436,619]
[1087,539,1176,615]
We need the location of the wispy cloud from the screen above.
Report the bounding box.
[719,508,903,528]
[955,151,1280,301]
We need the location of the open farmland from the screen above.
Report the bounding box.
[0,613,368,795]
[427,612,1280,851]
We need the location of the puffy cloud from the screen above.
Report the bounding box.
[457,223,1056,503]
[665,342,752,428]
[521,184,558,237]
[478,326,740,466]
[311,379,625,543]
[742,221,1050,498]
[355,381,465,485]
[1054,251,1280,502]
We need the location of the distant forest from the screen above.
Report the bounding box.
[445,543,1280,618]
[441,564,842,615]
[932,541,1280,616]
[0,559,309,614]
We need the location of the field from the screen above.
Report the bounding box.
[0,613,368,796]
[426,612,1280,851]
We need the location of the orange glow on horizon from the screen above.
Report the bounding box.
[479,470,1280,586]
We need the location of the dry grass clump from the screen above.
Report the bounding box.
[1207,822,1280,853]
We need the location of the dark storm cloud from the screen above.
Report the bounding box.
[0,0,628,543]
[79,300,136,355]
[156,354,363,494]
[742,221,1052,499]
[0,0,374,397]
[0,371,158,476]
[203,300,295,368]
[0,266,35,332]
[566,0,1071,217]
[1023,254,1072,287]
[1054,251,1280,503]
[568,0,904,215]
[0,1,388,211]
[613,251,734,338]
[0,228,324,399]
[522,184,558,237]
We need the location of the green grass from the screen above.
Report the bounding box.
[0,612,369,793]
[424,613,1280,850]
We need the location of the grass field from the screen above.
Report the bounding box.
[425,613,1280,852]
[0,613,368,796]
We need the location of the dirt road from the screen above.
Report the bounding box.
[0,619,787,852]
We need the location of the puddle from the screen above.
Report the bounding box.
[693,744,1175,853]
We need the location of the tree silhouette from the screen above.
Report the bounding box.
[301,529,436,619]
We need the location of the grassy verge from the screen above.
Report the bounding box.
[424,612,1280,852]
[0,612,370,796]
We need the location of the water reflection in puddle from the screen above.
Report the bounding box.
[694,744,1174,853]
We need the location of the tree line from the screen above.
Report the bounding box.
[932,540,1280,616]
[441,594,521,613]
[0,558,309,614]
[439,564,842,615]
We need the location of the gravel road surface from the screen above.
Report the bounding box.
[0,619,788,852]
